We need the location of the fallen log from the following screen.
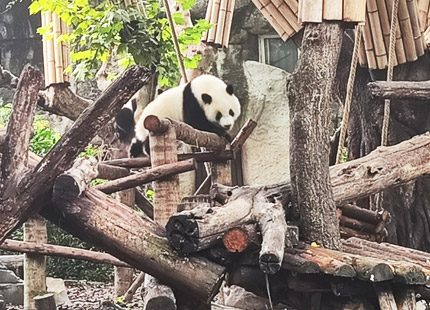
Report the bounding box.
[368,80,430,100]
[0,66,152,243]
[0,239,130,267]
[40,188,226,303]
[95,158,198,194]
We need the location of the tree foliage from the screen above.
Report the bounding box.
[28,0,211,86]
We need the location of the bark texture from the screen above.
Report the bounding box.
[288,22,343,249]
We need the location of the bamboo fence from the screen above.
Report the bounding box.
[359,0,426,70]
[41,12,70,86]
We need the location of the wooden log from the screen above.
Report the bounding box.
[375,283,399,310]
[339,215,379,234]
[34,293,56,310]
[339,204,390,225]
[123,272,145,303]
[38,83,92,121]
[368,80,430,100]
[0,66,152,243]
[230,119,257,154]
[40,188,225,302]
[144,115,228,150]
[340,226,378,241]
[1,65,42,190]
[143,275,176,310]
[223,224,299,253]
[52,157,98,202]
[0,239,130,267]
[103,150,234,169]
[96,163,129,180]
[95,159,198,194]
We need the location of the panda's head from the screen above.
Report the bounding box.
[191,75,241,131]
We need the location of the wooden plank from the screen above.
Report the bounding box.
[300,0,323,22]
[323,0,343,20]
[278,3,301,31]
[285,0,299,13]
[344,0,366,23]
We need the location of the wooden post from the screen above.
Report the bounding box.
[375,283,399,310]
[24,216,47,310]
[143,124,179,309]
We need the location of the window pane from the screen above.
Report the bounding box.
[264,38,298,73]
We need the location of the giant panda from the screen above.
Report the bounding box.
[125,74,241,157]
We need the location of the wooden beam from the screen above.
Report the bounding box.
[368,81,430,100]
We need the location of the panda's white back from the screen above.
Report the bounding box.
[134,83,186,142]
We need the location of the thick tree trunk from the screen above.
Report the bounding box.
[288,22,343,249]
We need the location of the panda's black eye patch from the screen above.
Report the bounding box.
[229,109,234,117]
[216,112,222,121]
[226,84,234,95]
[202,93,212,104]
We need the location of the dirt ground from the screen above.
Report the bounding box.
[5,280,144,310]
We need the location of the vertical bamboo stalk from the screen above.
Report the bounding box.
[215,0,228,44]
[52,12,64,83]
[424,26,430,48]
[60,20,71,82]
[407,0,425,56]
[204,0,214,41]
[417,0,430,30]
[363,12,378,69]
[222,0,236,47]
[386,0,408,65]
[367,0,388,69]
[376,0,396,65]
[358,31,368,66]
[41,12,49,87]
[207,0,221,42]
[398,0,417,61]
[324,0,343,20]
[45,12,56,85]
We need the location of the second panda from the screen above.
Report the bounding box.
[118,74,241,157]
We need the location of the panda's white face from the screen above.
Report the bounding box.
[191,75,241,131]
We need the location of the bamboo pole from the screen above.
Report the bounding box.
[222,0,236,46]
[52,12,64,83]
[215,0,228,44]
[358,34,368,66]
[60,20,71,82]
[207,0,221,42]
[367,0,388,69]
[203,0,214,41]
[277,2,301,31]
[251,0,288,39]
[407,0,425,56]
[344,0,366,23]
[41,12,49,86]
[362,13,378,69]
[398,0,418,61]
[386,0,408,65]
[299,0,323,22]
[323,0,343,20]
[45,12,56,85]
[417,0,430,30]
[376,0,399,66]
[262,0,295,36]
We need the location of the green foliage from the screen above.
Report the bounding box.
[47,223,113,282]
[28,0,213,86]
[145,189,154,203]
[30,115,62,156]
[0,103,12,128]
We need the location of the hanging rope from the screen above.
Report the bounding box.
[163,0,189,83]
[335,25,363,165]
[381,0,400,146]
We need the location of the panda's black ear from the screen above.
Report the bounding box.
[131,98,137,112]
[202,93,212,104]
[226,84,234,95]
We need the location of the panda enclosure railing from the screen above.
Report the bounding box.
[3,65,430,306]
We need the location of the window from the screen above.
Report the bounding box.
[258,35,299,73]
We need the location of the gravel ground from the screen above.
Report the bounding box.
[6,280,144,310]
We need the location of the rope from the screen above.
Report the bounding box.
[335,25,363,165]
[162,0,189,83]
[381,0,400,146]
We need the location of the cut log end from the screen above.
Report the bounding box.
[259,253,281,275]
[166,215,199,253]
[223,228,249,253]
[144,115,170,134]
[52,174,80,202]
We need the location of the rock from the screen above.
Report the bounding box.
[0,283,23,305]
[0,269,22,284]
